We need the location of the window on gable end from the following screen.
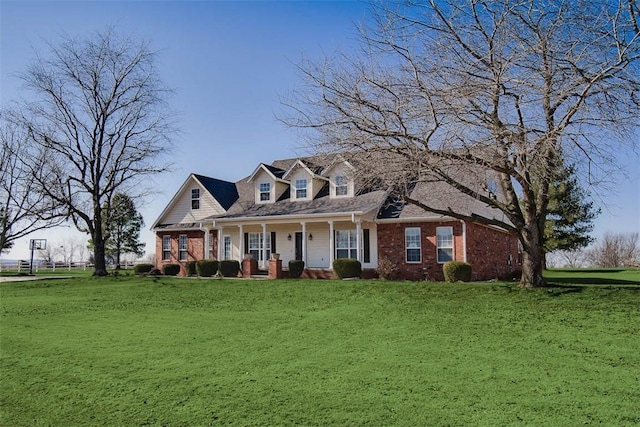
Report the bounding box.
[259,182,271,202]
[295,179,307,199]
[191,188,200,209]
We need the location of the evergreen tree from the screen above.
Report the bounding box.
[104,193,145,268]
[0,205,13,253]
[543,164,600,260]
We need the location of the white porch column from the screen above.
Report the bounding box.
[218,226,224,260]
[261,223,267,269]
[239,224,244,258]
[355,220,362,262]
[204,229,210,259]
[328,220,334,268]
[301,222,307,264]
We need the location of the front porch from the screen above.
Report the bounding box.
[209,216,378,272]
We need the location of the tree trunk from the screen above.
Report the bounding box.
[92,223,108,277]
[520,227,546,287]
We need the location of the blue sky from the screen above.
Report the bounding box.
[1,0,638,261]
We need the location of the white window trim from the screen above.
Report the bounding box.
[258,182,271,203]
[191,188,200,210]
[436,226,454,264]
[248,232,271,262]
[332,175,350,198]
[405,227,422,263]
[294,178,308,200]
[162,235,171,261]
[178,234,188,261]
[335,229,358,259]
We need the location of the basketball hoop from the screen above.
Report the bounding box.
[28,239,47,274]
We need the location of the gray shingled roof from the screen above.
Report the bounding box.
[215,189,387,220]
[182,155,510,228]
[193,174,239,211]
[378,179,510,224]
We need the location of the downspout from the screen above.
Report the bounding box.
[460,220,468,263]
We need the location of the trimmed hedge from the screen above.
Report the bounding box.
[333,258,362,279]
[149,268,162,276]
[161,263,181,276]
[196,260,218,277]
[185,261,197,276]
[134,263,154,275]
[219,260,240,277]
[288,260,305,278]
[443,261,472,282]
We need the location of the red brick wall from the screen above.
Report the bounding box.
[155,230,218,276]
[377,221,519,281]
[465,222,520,280]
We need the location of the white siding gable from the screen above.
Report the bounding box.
[327,162,355,198]
[289,167,326,201]
[253,169,288,204]
[159,177,226,225]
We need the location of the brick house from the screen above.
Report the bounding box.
[151,156,520,280]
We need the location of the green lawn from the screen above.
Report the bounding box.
[1,274,639,426]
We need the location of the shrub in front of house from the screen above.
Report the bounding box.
[134,263,154,275]
[377,257,398,280]
[443,261,472,282]
[162,263,181,276]
[185,261,197,276]
[149,268,162,276]
[333,258,362,279]
[196,260,218,277]
[288,260,305,278]
[219,260,240,277]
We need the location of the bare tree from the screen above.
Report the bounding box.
[38,245,55,266]
[283,0,640,286]
[10,27,174,275]
[548,249,586,268]
[587,232,639,267]
[0,119,64,252]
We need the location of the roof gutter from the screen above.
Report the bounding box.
[212,210,369,224]
[375,216,457,224]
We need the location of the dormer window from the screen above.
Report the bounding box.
[191,188,200,209]
[335,176,348,196]
[259,182,271,201]
[295,179,308,199]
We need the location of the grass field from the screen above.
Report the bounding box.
[1,272,639,426]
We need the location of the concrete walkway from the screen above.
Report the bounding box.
[0,275,73,282]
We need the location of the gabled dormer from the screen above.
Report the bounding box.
[246,163,288,204]
[282,159,328,201]
[322,158,356,198]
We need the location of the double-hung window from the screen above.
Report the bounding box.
[335,176,348,196]
[335,229,357,259]
[248,232,271,261]
[295,179,307,199]
[162,235,171,260]
[259,183,270,201]
[191,188,200,209]
[436,227,454,263]
[179,234,188,261]
[405,227,421,263]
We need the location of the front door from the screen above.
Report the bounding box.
[295,232,303,261]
